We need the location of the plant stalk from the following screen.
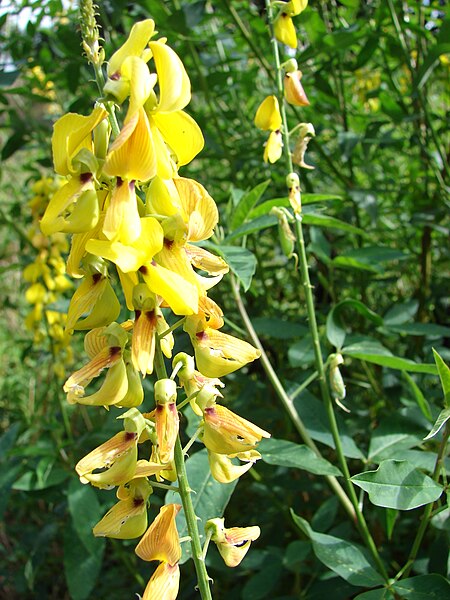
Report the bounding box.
[154,343,212,600]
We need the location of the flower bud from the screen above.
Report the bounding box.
[284,70,310,107]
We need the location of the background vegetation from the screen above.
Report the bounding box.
[0,1,448,599]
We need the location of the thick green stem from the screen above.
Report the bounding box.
[154,344,212,600]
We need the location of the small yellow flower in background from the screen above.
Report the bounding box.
[254,95,282,131]
[205,518,261,567]
[273,0,308,49]
[284,70,310,107]
[135,503,182,564]
[254,96,283,164]
[202,404,270,455]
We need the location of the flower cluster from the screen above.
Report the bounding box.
[24,176,73,378]
[41,13,269,597]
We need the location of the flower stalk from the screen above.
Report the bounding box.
[263,0,389,582]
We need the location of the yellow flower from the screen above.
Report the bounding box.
[274,11,298,49]
[202,404,270,454]
[154,379,179,464]
[284,70,310,106]
[207,449,261,484]
[93,478,152,539]
[141,562,180,600]
[65,273,120,332]
[205,518,260,567]
[264,130,283,164]
[254,95,282,131]
[135,503,182,564]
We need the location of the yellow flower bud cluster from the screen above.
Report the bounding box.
[40,17,270,597]
[23,176,73,378]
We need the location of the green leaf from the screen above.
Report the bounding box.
[259,438,342,476]
[332,256,380,273]
[433,349,450,407]
[403,372,433,422]
[387,323,450,337]
[368,416,424,462]
[415,43,450,90]
[342,341,437,374]
[12,466,69,490]
[302,213,365,235]
[293,391,364,459]
[249,194,342,218]
[230,180,270,230]
[252,317,307,340]
[354,589,395,600]
[217,245,256,291]
[351,460,443,510]
[383,301,419,325]
[292,512,385,587]
[64,521,105,600]
[392,574,450,599]
[165,449,237,565]
[423,407,450,441]
[326,299,383,349]
[67,478,104,553]
[225,214,277,242]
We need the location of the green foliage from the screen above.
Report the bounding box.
[1,0,449,598]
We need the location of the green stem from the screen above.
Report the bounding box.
[264,0,389,581]
[154,343,212,600]
[400,422,449,579]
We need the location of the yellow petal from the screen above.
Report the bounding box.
[285,0,308,16]
[103,179,141,244]
[203,404,270,454]
[63,345,122,396]
[117,268,139,310]
[284,70,310,106]
[52,107,107,175]
[190,328,260,378]
[141,562,180,600]
[264,130,283,164]
[149,40,191,112]
[118,353,144,408]
[75,431,138,489]
[86,217,164,273]
[69,358,128,407]
[65,274,108,332]
[207,451,254,483]
[121,56,156,116]
[104,108,156,181]
[149,117,177,179]
[145,176,181,217]
[108,19,155,76]
[152,110,204,167]
[185,244,229,275]
[274,13,298,49]
[254,95,282,131]
[155,402,179,464]
[40,175,93,236]
[74,278,120,331]
[132,309,157,376]
[140,262,198,315]
[135,504,182,564]
[173,177,218,241]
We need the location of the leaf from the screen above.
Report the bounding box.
[326,299,383,349]
[292,512,385,587]
[12,467,69,490]
[354,590,395,600]
[259,438,342,476]
[217,245,256,291]
[403,372,433,422]
[332,256,380,273]
[392,574,450,599]
[64,521,105,600]
[351,460,443,510]
[433,349,450,407]
[383,301,419,326]
[230,180,270,230]
[165,449,238,564]
[342,341,437,374]
[252,317,308,340]
[387,323,450,337]
[415,43,450,90]
[67,478,104,553]
[368,416,424,462]
[302,213,365,235]
[423,408,450,441]
[293,391,364,459]
[249,194,342,218]
[225,214,278,242]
